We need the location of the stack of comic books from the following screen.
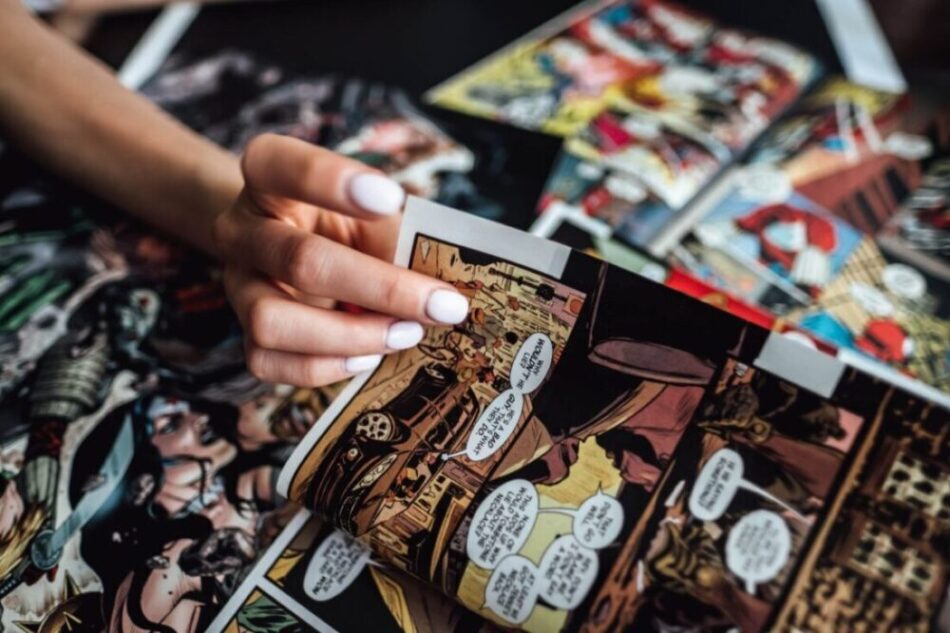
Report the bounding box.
[429,0,949,402]
[211,199,949,633]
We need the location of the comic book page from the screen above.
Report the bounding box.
[274,198,949,632]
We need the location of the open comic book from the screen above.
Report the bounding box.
[211,199,949,633]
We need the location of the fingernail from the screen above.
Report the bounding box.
[345,354,383,373]
[386,321,424,350]
[347,173,405,215]
[426,289,469,325]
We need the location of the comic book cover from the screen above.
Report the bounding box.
[207,508,490,633]
[269,198,949,633]
[670,169,865,315]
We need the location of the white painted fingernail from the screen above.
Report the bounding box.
[345,354,383,373]
[386,321,424,350]
[347,173,405,215]
[426,289,469,325]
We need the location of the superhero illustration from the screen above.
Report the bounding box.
[690,188,862,305]
[429,0,815,140]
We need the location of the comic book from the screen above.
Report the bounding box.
[428,0,819,247]
[213,198,949,633]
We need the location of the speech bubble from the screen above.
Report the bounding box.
[511,333,553,394]
[882,263,926,301]
[303,530,371,602]
[736,165,792,204]
[542,490,625,550]
[725,509,792,594]
[467,479,539,569]
[484,555,540,625]
[573,491,624,550]
[444,388,524,462]
[537,535,599,610]
[849,282,894,317]
[689,448,806,523]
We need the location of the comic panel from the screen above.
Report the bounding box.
[775,377,949,632]
[260,513,488,633]
[447,355,868,632]
[878,156,950,281]
[284,234,588,587]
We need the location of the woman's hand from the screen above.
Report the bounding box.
[214,133,470,387]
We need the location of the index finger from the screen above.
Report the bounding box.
[241,133,405,220]
[226,213,470,326]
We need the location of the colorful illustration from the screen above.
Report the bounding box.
[687,184,864,309]
[791,238,950,392]
[146,50,505,218]
[268,200,947,632]
[747,77,939,233]
[430,0,817,247]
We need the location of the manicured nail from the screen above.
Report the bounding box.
[386,321,424,350]
[345,354,383,373]
[426,289,469,325]
[347,173,405,215]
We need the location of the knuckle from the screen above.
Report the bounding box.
[211,211,235,254]
[286,238,329,291]
[241,134,276,172]
[244,346,270,381]
[244,298,275,348]
[301,359,332,387]
[380,271,408,312]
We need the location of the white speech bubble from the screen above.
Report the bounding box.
[303,530,371,602]
[725,509,792,594]
[849,282,894,317]
[689,448,806,522]
[467,479,539,570]
[882,263,926,301]
[736,165,792,203]
[572,491,624,550]
[484,555,540,625]
[543,490,625,550]
[537,535,599,610]
[461,389,523,461]
[511,333,553,394]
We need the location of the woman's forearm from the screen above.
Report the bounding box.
[0,0,241,256]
